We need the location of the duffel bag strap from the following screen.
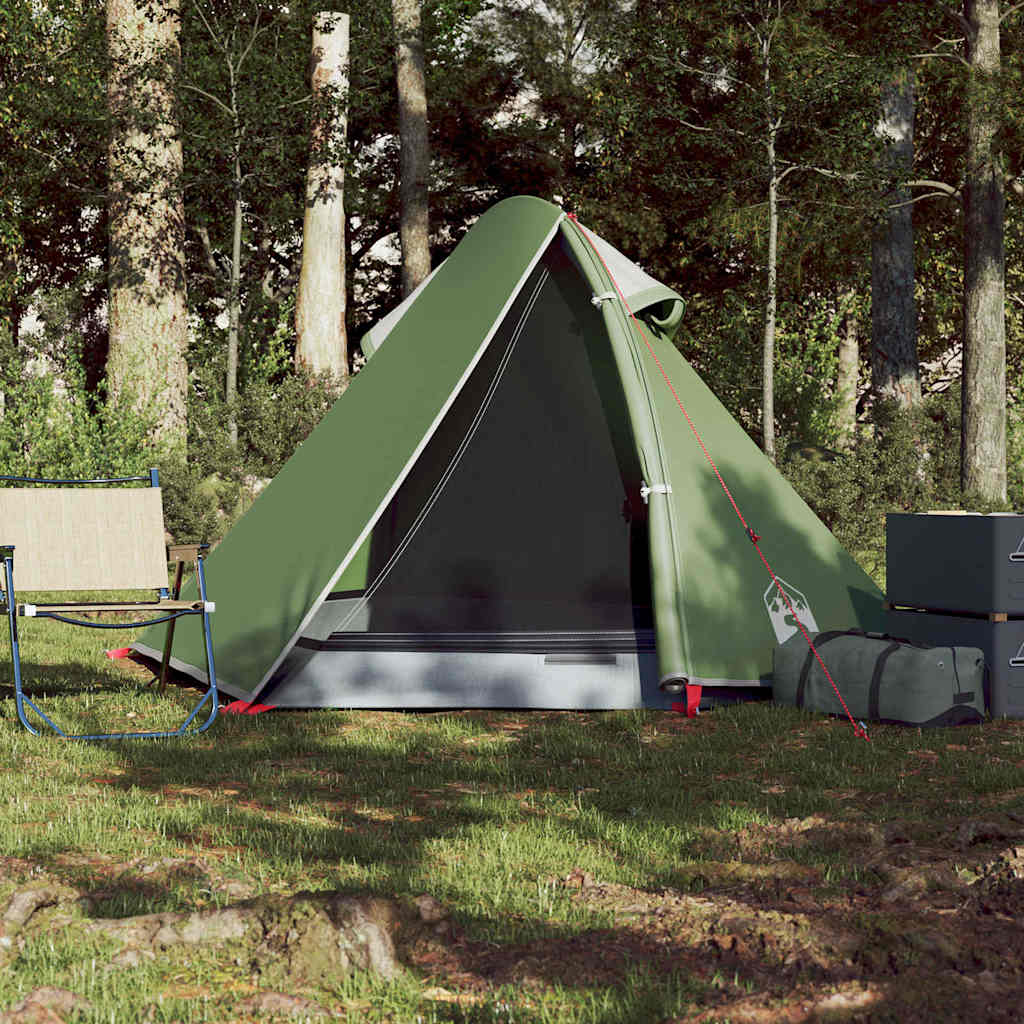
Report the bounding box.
[868,642,902,721]
[796,630,848,708]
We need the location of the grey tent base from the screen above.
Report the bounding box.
[134,639,767,711]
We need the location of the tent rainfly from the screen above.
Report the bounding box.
[136,196,884,710]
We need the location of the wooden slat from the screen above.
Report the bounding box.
[168,544,205,561]
[886,601,1011,623]
[0,488,168,591]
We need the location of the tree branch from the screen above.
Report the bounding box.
[672,59,753,92]
[775,163,862,184]
[195,225,225,278]
[910,50,969,66]
[180,82,233,118]
[186,0,227,54]
[236,12,271,75]
[1001,1,1024,23]
[889,191,960,208]
[277,94,313,110]
[905,178,960,197]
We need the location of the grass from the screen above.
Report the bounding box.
[0,610,1023,1021]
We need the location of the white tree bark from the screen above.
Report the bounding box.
[393,0,431,297]
[871,69,921,411]
[106,0,189,448]
[836,293,859,448]
[295,11,349,381]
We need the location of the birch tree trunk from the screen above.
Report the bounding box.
[763,125,778,464]
[227,140,242,445]
[295,11,349,381]
[836,293,859,448]
[870,69,921,411]
[760,12,778,466]
[393,0,431,297]
[106,0,188,448]
[961,0,1006,502]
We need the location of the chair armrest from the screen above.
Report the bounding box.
[167,543,210,562]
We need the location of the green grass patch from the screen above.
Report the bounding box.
[0,614,1022,1020]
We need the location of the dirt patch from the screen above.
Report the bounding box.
[1,874,457,990]
[0,988,91,1024]
[372,842,1024,1021]
[7,829,1024,1022]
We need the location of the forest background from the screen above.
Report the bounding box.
[2,0,1023,586]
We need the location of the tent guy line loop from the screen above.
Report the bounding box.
[566,211,868,742]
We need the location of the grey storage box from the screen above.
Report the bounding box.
[886,512,1024,615]
[886,608,1024,718]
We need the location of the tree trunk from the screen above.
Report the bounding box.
[227,147,243,446]
[836,292,859,448]
[295,11,349,381]
[870,69,921,411]
[961,0,1006,502]
[106,0,188,448]
[393,0,431,297]
[763,134,778,465]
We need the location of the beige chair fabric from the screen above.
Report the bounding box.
[0,487,168,591]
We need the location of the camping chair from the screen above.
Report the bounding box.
[0,469,218,740]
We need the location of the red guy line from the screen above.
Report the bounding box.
[567,213,868,741]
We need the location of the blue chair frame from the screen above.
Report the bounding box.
[0,469,218,740]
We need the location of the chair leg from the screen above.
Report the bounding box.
[194,555,219,733]
[4,550,218,741]
[158,559,186,693]
[4,556,38,736]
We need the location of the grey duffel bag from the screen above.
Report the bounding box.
[773,630,986,727]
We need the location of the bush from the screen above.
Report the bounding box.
[0,331,342,544]
[183,342,342,539]
[782,396,973,588]
[188,360,341,478]
[152,452,223,544]
[0,335,156,481]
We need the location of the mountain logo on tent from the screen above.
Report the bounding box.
[1009,536,1024,562]
[1009,642,1024,668]
[764,579,819,643]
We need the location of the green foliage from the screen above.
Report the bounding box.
[0,335,156,482]
[188,340,341,487]
[152,451,223,545]
[1007,379,1024,506]
[158,336,342,540]
[680,291,862,452]
[0,325,337,543]
[783,397,966,586]
[0,0,107,347]
[3,0,1022,516]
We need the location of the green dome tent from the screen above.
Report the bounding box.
[135,196,884,709]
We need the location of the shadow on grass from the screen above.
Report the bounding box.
[3,697,1018,1022]
[0,573,1018,1015]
